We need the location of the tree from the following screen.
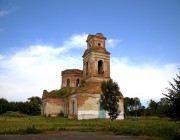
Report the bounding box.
[147,99,158,116]
[100,79,122,121]
[134,97,141,117]
[163,70,180,121]
[0,98,8,114]
[138,105,146,116]
[124,97,131,116]
[156,97,170,117]
[124,97,141,116]
[28,96,41,104]
[27,96,42,115]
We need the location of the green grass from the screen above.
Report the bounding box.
[0,113,179,140]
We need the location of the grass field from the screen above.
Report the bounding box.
[0,112,179,140]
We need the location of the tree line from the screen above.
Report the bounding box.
[124,97,169,117]
[0,96,41,115]
[125,70,179,121]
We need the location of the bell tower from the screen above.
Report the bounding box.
[82,33,110,83]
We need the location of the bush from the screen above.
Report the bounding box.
[1,111,28,117]
[59,111,64,117]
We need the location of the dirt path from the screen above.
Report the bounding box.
[0,131,144,140]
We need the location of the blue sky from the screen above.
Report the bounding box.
[0,0,179,105]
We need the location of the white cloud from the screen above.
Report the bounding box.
[0,10,10,17]
[0,55,4,60]
[0,33,179,105]
[111,57,179,104]
[107,39,122,48]
[63,33,87,48]
[0,34,85,101]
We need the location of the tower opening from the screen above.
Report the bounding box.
[98,60,104,74]
[67,79,70,87]
[98,43,101,46]
[76,79,79,87]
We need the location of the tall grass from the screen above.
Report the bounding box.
[0,113,179,140]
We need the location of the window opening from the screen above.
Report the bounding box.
[76,79,80,87]
[67,79,70,87]
[98,60,104,74]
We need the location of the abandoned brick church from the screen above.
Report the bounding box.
[41,33,124,120]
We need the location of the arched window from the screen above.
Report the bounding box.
[76,79,79,87]
[98,60,104,74]
[67,79,70,87]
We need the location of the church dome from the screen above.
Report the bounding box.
[95,33,104,37]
